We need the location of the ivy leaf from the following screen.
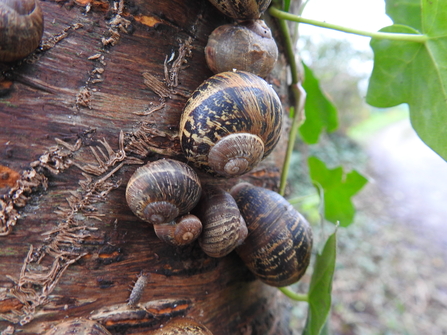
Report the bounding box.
[366,0,447,161]
[386,0,422,31]
[303,230,337,335]
[300,63,338,144]
[308,156,367,227]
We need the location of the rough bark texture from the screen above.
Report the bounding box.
[0,0,293,334]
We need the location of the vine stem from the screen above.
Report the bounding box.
[269,7,428,43]
[279,287,309,302]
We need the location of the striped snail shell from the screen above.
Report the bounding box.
[154,214,202,246]
[230,183,313,287]
[44,318,111,335]
[152,317,214,335]
[0,0,44,62]
[205,20,278,78]
[207,0,271,20]
[179,71,283,178]
[194,185,247,258]
[126,159,202,225]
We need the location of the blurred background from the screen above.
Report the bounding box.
[286,0,447,334]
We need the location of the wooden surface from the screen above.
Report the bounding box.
[0,0,294,334]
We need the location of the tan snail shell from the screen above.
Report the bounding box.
[205,20,278,78]
[154,214,203,246]
[231,183,313,287]
[207,0,272,20]
[126,159,202,225]
[43,318,111,335]
[0,0,44,62]
[194,185,247,257]
[152,317,214,335]
[179,71,283,178]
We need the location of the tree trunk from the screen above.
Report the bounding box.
[0,0,294,334]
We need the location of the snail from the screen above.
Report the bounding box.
[194,184,247,257]
[153,214,202,246]
[0,0,44,63]
[230,183,313,287]
[179,71,283,178]
[43,318,111,335]
[126,159,202,225]
[152,317,214,335]
[205,20,278,78]
[207,0,271,20]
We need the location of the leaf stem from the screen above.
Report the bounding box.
[269,7,428,43]
[279,287,309,302]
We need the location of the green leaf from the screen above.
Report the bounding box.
[299,63,338,144]
[386,0,422,31]
[283,0,291,12]
[366,1,447,161]
[308,156,367,227]
[303,230,337,335]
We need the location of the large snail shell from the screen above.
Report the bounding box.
[0,0,44,62]
[126,159,202,225]
[154,214,202,246]
[179,71,283,178]
[152,317,214,335]
[44,318,111,335]
[195,185,248,258]
[205,20,278,78]
[207,0,272,20]
[230,183,313,287]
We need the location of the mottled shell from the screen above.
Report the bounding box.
[126,159,202,225]
[207,0,271,20]
[194,185,247,258]
[205,20,278,78]
[44,318,111,335]
[179,71,283,178]
[154,214,202,246]
[152,317,214,335]
[231,183,313,287]
[0,0,44,62]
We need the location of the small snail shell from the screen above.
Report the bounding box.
[205,20,278,78]
[154,214,202,246]
[179,71,283,178]
[194,185,247,257]
[152,317,214,335]
[44,318,111,335]
[0,0,44,62]
[126,159,202,225]
[207,0,271,20]
[231,183,313,287]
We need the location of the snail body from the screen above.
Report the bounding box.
[205,20,278,78]
[152,317,214,335]
[154,214,202,246]
[231,183,313,287]
[0,0,44,62]
[179,71,282,178]
[44,318,111,335]
[195,185,247,257]
[207,0,271,20]
[126,159,202,225]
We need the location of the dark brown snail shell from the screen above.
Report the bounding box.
[205,20,278,78]
[0,0,44,62]
[230,183,313,287]
[179,71,283,178]
[152,317,214,335]
[194,185,247,257]
[126,159,202,225]
[207,0,272,20]
[43,318,111,335]
[154,214,203,246]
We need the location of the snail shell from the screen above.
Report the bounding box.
[126,159,202,225]
[194,185,247,258]
[230,183,313,287]
[0,0,44,62]
[207,0,272,20]
[179,71,283,178]
[44,318,111,335]
[154,214,203,246]
[152,317,214,335]
[205,20,278,77]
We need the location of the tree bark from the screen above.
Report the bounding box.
[0,0,294,334]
